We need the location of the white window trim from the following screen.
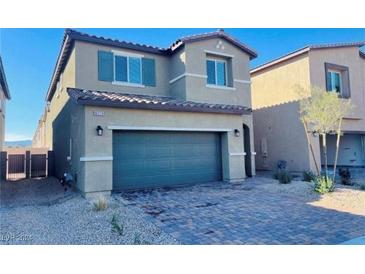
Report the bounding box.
[207,58,228,87]
[111,50,144,58]
[112,81,145,88]
[328,69,343,94]
[206,84,236,91]
[113,52,143,86]
[204,50,234,58]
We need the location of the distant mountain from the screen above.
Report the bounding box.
[4,140,32,148]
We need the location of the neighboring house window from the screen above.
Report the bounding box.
[207,59,227,86]
[98,50,156,87]
[326,70,342,93]
[325,62,351,98]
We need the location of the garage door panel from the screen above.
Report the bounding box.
[144,146,171,158]
[113,131,222,190]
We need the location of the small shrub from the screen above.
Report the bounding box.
[339,168,353,185]
[277,160,287,170]
[111,214,124,236]
[93,196,108,211]
[302,170,316,182]
[314,176,334,194]
[133,233,141,244]
[275,169,292,184]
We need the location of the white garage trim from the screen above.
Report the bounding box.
[80,156,113,162]
[107,125,233,132]
[230,152,246,156]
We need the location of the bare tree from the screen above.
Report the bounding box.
[298,86,353,181]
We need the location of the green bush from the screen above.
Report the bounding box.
[314,176,334,194]
[111,214,124,236]
[274,169,292,184]
[302,170,316,182]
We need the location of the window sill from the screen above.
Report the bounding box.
[206,84,236,91]
[112,81,145,88]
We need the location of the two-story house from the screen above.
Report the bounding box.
[34,29,257,197]
[251,42,365,173]
[0,56,11,151]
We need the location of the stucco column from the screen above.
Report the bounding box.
[223,131,246,182]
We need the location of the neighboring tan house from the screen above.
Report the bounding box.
[33,29,257,197]
[251,42,365,173]
[0,56,11,151]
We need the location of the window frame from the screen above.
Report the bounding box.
[206,58,228,87]
[112,50,145,87]
[324,62,351,98]
[327,69,342,94]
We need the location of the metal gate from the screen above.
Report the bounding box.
[31,154,47,178]
[7,154,26,180]
[0,150,54,181]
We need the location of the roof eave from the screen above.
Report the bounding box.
[173,34,258,60]
[67,88,251,115]
[0,57,11,100]
[251,41,365,75]
[251,47,309,75]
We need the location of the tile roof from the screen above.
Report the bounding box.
[169,29,258,59]
[67,88,251,115]
[46,29,257,101]
[251,41,365,74]
[0,56,11,100]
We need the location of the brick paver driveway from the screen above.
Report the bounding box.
[119,178,365,244]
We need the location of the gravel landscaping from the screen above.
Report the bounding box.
[0,195,178,245]
[257,177,365,216]
[1,174,363,244]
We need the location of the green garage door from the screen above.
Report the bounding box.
[113,131,222,190]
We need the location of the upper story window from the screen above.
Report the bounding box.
[98,50,156,87]
[325,62,351,98]
[207,59,227,86]
[326,70,342,93]
[115,55,142,84]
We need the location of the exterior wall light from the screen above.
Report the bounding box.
[96,125,103,136]
[234,129,240,137]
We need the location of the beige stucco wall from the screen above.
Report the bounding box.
[75,41,170,97]
[44,47,76,149]
[309,47,365,132]
[251,53,321,172]
[252,54,311,110]
[32,111,47,148]
[182,39,252,106]
[78,106,251,195]
[253,102,321,172]
[251,47,365,172]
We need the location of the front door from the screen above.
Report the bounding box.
[243,124,252,177]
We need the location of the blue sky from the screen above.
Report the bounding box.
[1,28,364,141]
